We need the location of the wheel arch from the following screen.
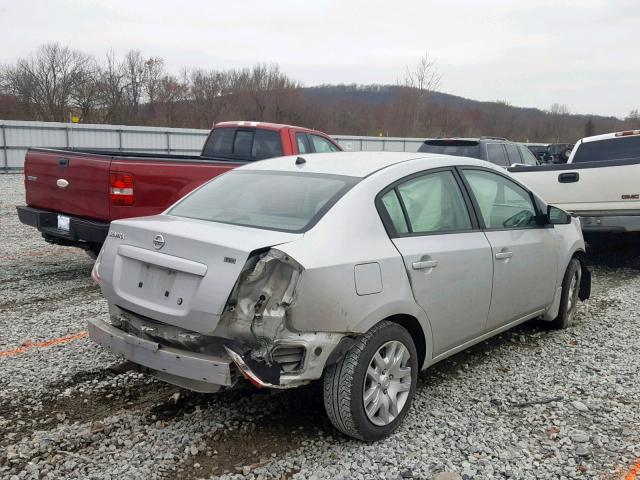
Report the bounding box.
[384,313,428,370]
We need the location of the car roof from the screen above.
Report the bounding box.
[425,137,512,143]
[580,130,640,143]
[239,151,492,178]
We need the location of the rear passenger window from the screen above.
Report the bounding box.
[504,144,521,165]
[379,171,472,235]
[486,144,508,166]
[310,135,340,153]
[380,191,409,234]
[296,133,310,154]
[518,145,539,165]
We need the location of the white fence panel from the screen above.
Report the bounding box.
[332,135,424,153]
[71,129,120,149]
[1,120,427,171]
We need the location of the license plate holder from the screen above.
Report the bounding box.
[57,214,70,231]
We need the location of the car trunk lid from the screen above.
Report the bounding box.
[103,215,301,334]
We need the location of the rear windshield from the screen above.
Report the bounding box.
[202,128,283,160]
[573,136,640,163]
[169,170,358,233]
[418,140,481,159]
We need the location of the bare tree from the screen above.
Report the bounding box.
[402,52,441,93]
[98,51,128,124]
[1,43,94,121]
[69,59,100,122]
[390,51,442,136]
[143,57,165,118]
[625,110,640,129]
[155,73,188,126]
[0,43,633,142]
[189,68,232,128]
[547,103,571,142]
[123,50,146,120]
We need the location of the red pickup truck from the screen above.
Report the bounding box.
[17,121,341,256]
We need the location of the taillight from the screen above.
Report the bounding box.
[110,172,134,206]
[91,247,103,284]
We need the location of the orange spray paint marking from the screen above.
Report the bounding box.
[0,331,88,358]
[625,460,640,480]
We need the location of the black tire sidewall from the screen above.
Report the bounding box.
[554,258,581,329]
[349,323,418,441]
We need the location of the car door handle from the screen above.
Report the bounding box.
[558,172,579,183]
[494,251,513,260]
[412,259,439,270]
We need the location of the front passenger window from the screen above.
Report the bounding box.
[462,169,537,229]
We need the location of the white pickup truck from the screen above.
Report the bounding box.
[510,130,640,235]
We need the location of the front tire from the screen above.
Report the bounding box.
[323,321,418,441]
[549,258,582,329]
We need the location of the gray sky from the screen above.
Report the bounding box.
[1,0,637,118]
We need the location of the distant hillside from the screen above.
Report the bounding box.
[3,44,637,143]
[303,84,628,142]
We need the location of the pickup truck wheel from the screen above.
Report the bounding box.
[549,258,582,329]
[85,243,102,260]
[323,321,418,441]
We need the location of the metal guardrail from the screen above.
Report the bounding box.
[0,120,427,172]
[1,120,208,172]
[1,123,7,172]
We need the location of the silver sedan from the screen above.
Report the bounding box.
[89,152,590,441]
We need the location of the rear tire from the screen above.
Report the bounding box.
[549,258,582,329]
[85,243,102,260]
[323,321,418,441]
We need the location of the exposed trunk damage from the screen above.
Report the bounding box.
[103,246,345,391]
[108,249,309,387]
[219,249,304,386]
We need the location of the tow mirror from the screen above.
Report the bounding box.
[548,205,571,225]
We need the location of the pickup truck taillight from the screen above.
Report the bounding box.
[110,173,135,206]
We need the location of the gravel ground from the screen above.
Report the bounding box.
[1,172,639,480]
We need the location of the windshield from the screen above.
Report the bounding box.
[526,145,547,155]
[169,170,358,232]
[418,140,481,159]
[572,136,640,163]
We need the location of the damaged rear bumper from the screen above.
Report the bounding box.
[88,316,347,392]
[87,318,235,392]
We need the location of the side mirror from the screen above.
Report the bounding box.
[548,205,571,225]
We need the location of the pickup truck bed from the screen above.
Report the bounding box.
[17,149,246,253]
[17,121,341,254]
